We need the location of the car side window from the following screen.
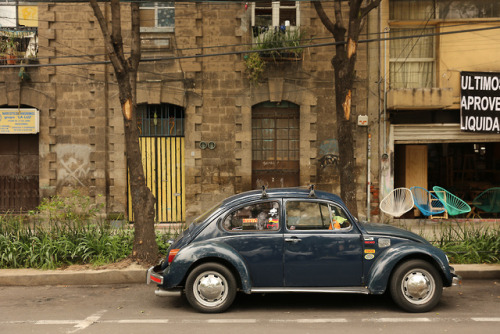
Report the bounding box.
[286,201,330,230]
[329,204,351,230]
[286,201,351,231]
[222,201,280,232]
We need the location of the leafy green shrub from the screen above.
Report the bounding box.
[0,191,175,269]
[432,223,500,264]
[0,214,134,269]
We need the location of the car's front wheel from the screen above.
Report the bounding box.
[389,259,443,313]
[185,262,237,313]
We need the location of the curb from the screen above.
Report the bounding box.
[0,264,498,287]
[452,264,500,280]
[0,267,146,286]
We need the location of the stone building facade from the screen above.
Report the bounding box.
[0,2,380,222]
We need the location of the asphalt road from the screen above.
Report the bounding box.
[0,280,499,334]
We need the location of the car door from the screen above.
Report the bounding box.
[283,199,363,287]
[220,200,284,287]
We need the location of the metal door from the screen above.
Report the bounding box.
[128,104,185,223]
[0,134,39,212]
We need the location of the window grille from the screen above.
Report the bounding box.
[137,104,184,137]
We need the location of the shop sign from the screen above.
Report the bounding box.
[460,71,500,133]
[0,108,39,134]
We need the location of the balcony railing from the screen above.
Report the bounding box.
[251,26,305,61]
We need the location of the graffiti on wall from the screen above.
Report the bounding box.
[318,139,340,168]
[55,144,92,187]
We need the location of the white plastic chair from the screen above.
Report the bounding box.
[379,187,414,217]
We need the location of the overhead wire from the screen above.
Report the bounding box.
[3,22,500,69]
[2,10,500,62]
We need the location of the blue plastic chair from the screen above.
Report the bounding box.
[432,186,471,216]
[410,186,445,217]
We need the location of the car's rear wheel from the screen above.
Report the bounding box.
[185,263,237,313]
[389,259,443,313]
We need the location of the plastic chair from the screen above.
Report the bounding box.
[432,186,471,216]
[410,186,446,217]
[379,187,414,217]
[473,187,500,213]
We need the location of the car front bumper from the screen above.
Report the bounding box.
[450,266,462,286]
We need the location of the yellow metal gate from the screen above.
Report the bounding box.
[128,137,185,223]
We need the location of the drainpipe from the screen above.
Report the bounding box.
[367,133,371,222]
[104,3,110,215]
[383,26,389,158]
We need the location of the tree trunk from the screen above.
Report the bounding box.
[314,0,381,217]
[90,0,158,264]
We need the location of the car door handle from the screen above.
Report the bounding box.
[285,237,302,243]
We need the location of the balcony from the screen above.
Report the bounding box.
[250,26,305,62]
[0,29,38,65]
[387,88,456,110]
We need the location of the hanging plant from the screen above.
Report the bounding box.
[243,52,266,86]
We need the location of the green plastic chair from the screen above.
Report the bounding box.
[432,186,471,216]
[473,187,500,213]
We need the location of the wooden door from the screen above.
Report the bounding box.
[405,145,428,189]
[252,103,300,189]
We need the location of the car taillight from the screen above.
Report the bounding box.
[168,249,180,263]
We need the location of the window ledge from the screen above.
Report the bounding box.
[140,27,175,33]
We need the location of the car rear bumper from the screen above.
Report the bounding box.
[146,265,164,285]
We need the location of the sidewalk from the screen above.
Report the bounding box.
[0,264,498,286]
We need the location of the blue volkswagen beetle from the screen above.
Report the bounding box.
[147,187,460,313]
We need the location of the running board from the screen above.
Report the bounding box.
[250,287,369,294]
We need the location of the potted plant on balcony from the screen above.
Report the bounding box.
[244,27,306,85]
[4,38,19,65]
[254,26,305,61]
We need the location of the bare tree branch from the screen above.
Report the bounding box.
[129,2,141,70]
[110,0,126,65]
[333,0,344,29]
[361,0,383,19]
[313,1,335,34]
[89,0,125,74]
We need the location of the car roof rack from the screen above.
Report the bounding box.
[261,186,268,199]
[308,184,316,198]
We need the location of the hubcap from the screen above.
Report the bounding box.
[401,269,435,305]
[194,271,228,307]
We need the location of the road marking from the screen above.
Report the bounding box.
[362,318,432,323]
[3,316,500,326]
[271,319,348,323]
[207,319,257,324]
[36,320,80,325]
[69,310,107,333]
[471,318,500,322]
[102,319,170,324]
